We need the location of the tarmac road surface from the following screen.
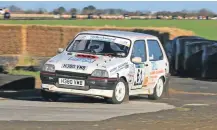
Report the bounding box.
[0,76,217,130]
[0,98,174,121]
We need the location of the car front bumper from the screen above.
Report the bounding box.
[40,71,117,97]
[41,84,114,98]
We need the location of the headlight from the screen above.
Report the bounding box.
[42,64,55,72]
[91,69,109,77]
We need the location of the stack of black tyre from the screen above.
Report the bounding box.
[164,36,217,79]
[4,12,10,19]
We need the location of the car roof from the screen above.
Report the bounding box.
[78,30,158,40]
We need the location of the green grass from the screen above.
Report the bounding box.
[0,19,216,40]
[8,69,40,78]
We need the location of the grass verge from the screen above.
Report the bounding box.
[0,20,216,40]
[8,69,40,78]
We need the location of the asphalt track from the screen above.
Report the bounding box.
[0,99,174,121]
[0,76,217,123]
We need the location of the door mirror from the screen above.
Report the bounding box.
[132,57,142,64]
[57,48,64,53]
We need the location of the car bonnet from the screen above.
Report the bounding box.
[47,52,126,74]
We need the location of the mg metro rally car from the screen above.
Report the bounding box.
[40,30,170,104]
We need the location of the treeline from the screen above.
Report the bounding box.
[7,5,217,17]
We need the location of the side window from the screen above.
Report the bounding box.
[147,40,163,61]
[131,40,146,62]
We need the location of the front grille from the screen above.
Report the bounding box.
[56,83,90,90]
[55,70,90,79]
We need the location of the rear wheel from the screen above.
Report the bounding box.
[41,90,60,102]
[148,78,164,100]
[107,79,129,104]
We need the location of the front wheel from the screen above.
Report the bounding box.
[107,79,129,104]
[148,78,164,100]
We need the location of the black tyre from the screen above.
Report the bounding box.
[148,78,164,100]
[41,90,60,102]
[107,78,129,104]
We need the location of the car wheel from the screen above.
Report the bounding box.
[41,90,60,102]
[107,78,129,104]
[148,78,164,100]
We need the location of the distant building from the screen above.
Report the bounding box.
[123,14,130,19]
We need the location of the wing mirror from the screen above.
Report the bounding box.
[132,57,142,64]
[57,48,64,54]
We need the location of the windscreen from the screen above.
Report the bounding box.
[66,34,131,57]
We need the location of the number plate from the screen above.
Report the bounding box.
[58,78,85,86]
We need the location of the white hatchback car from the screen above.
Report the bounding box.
[0,8,5,15]
[40,30,170,104]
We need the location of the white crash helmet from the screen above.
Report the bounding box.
[88,40,104,53]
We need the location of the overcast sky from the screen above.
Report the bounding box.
[0,1,217,12]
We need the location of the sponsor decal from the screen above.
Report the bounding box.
[77,35,87,40]
[151,61,158,70]
[90,35,116,42]
[148,82,155,85]
[76,34,116,42]
[150,75,158,78]
[110,67,117,73]
[76,65,87,70]
[110,62,128,73]
[62,64,86,70]
[62,64,76,68]
[76,54,98,59]
[128,64,135,84]
[101,65,106,68]
[142,77,149,87]
[149,69,164,86]
[135,64,144,68]
[150,69,165,75]
[75,34,130,47]
[68,57,96,63]
[118,62,128,70]
[134,68,143,85]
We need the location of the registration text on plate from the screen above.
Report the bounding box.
[59,78,85,86]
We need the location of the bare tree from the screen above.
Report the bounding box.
[8,5,22,12]
[37,8,47,14]
[198,8,215,16]
[70,8,77,14]
[53,6,66,15]
[82,5,96,14]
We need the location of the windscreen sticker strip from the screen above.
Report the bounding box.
[75,34,131,47]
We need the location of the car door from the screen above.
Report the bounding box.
[130,40,151,90]
[147,39,168,88]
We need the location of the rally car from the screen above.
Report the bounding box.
[40,30,170,104]
[0,8,5,15]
